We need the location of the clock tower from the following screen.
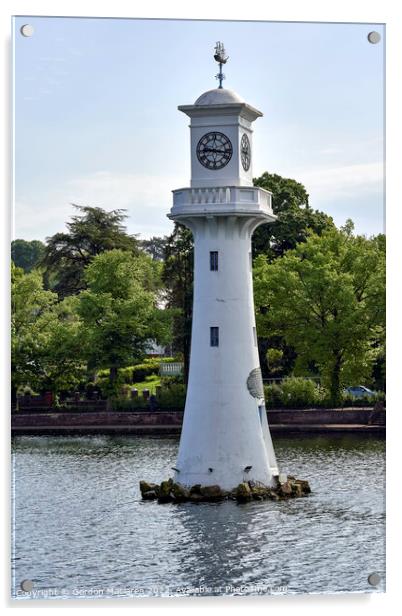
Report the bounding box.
[168,43,279,491]
[179,87,259,188]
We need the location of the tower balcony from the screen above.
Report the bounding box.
[169,185,276,222]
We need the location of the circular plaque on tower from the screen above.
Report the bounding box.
[196,131,233,170]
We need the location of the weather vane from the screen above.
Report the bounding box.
[214,41,229,89]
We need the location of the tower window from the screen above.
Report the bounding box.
[210,251,218,271]
[210,327,219,347]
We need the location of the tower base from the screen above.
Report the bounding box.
[139,475,311,504]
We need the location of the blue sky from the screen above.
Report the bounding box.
[13,16,384,241]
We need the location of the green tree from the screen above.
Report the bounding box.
[252,172,335,259]
[11,239,45,272]
[12,263,53,398]
[11,263,85,400]
[162,224,194,380]
[162,174,334,377]
[253,223,385,405]
[41,205,139,297]
[139,236,167,261]
[253,173,335,377]
[265,348,284,374]
[77,249,173,394]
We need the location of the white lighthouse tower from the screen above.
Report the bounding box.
[168,43,279,492]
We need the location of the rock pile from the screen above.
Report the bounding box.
[139,475,311,504]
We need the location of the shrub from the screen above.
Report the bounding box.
[265,377,322,408]
[160,374,184,387]
[265,377,385,409]
[130,360,160,382]
[119,366,135,384]
[132,374,161,395]
[130,357,175,382]
[280,377,318,407]
[264,383,283,408]
[110,397,148,411]
[109,383,186,412]
[96,357,175,385]
[158,384,186,410]
[341,390,385,408]
[119,384,132,399]
[84,381,105,399]
[17,385,37,396]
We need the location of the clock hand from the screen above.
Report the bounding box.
[203,147,226,154]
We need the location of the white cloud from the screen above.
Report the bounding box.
[67,170,188,238]
[67,171,186,209]
[14,171,187,241]
[14,164,384,242]
[319,147,342,155]
[13,197,75,241]
[294,161,383,199]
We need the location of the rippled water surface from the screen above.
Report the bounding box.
[11,434,385,599]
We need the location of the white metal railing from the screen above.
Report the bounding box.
[159,362,184,376]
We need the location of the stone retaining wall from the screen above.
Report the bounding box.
[11,407,385,435]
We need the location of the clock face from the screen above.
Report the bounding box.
[241,133,251,171]
[196,132,233,170]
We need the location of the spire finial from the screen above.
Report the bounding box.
[214,41,229,89]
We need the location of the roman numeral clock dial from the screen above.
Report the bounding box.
[241,133,251,171]
[196,131,233,170]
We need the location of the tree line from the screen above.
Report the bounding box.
[11,173,385,405]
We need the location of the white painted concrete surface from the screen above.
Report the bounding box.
[168,89,279,491]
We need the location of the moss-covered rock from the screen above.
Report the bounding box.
[139,481,161,500]
[142,490,158,500]
[236,482,252,503]
[296,479,311,494]
[199,485,225,501]
[250,486,270,500]
[278,478,312,497]
[140,475,311,504]
[170,482,190,502]
[157,478,174,503]
[139,480,159,496]
[189,493,205,503]
[291,482,303,497]
[278,481,293,497]
[267,490,280,501]
[189,484,202,495]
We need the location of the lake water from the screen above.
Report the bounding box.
[11,434,385,599]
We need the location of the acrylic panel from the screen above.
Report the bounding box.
[11,16,385,600]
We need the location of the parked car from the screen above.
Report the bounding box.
[344,385,376,399]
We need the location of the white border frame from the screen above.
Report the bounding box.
[2,1,400,613]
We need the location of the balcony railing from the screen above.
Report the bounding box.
[159,362,184,376]
[173,186,272,213]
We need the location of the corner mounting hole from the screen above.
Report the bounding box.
[20,24,34,37]
[368,572,381,586]
[367,31,380,44]
[20,579,33,592]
